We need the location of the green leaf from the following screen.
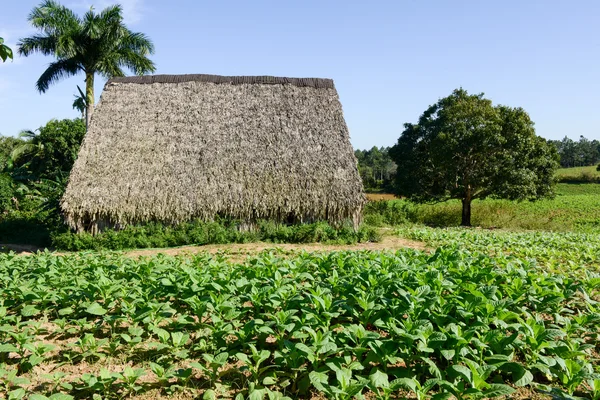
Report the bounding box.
[85,302,107,316]
[449,364,472,384]
[28,395,49,400]
[21,304,40,317]
[294,342,314,355]
[441,349,455,361]
[514,369,534,387]
[483,384,516,397]
[8,388,26,400]
[263,376,277,385]
[49,395,75,400]
[0,343,19,352]
[309,371,328,391]
[394,377,418,392]
[248,388,267,400]
[501,362,534,387]
[203,389,216,400]
[58,307,74,315]
[369,369,389,389]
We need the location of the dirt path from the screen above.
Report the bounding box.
[1,235,427,259]
[125,235,427,259]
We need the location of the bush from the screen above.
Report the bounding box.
[0,212,53,247]
[0,174,14,212]
[51,219,381,251]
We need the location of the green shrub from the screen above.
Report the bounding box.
[51,219,380,251]
[0,212,53,247]
[0,174,14,212]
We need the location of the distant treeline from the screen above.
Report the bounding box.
[354,147,396,192]
[548,136,600,168]
[356,136,600,192]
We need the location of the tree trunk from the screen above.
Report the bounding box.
[85,72,95,130]
[461,197,472,226]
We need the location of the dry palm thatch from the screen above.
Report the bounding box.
[61,74,365,232]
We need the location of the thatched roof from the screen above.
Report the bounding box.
[61,74,365,230]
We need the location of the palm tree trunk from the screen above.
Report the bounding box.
[85,71,94,130]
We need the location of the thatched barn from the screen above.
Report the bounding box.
[61,74,365,232]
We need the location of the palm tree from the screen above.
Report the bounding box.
[72,85,87,119]
[10,130,44,176]
[17,1,155,128]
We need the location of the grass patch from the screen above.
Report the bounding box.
[556,165,600,183]
[364,183,600,232]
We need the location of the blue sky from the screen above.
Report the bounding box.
[1,0,599,149]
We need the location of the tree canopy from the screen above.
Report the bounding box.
[17,0,156,127]
[548,136,600,168]
[390,88,559,226]
[11,118,86,181]
[354,147,396,192]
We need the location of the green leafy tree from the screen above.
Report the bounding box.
[11,118,86,181]
[0,137,25,171]
[390,89,559,226]
[0,174,15,212]
[549,136,600,167]
[17,0,156,128]
[354,147,396,192]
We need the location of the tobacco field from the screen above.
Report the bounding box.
[1,241,599,399]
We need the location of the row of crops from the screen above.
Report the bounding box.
[399,227,600,274]
[1,238,599,399]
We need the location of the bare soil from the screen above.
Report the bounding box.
[124,235,428,260]
[365,193,399,201]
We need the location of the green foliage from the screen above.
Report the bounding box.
[11,119,85,181]
[0,246,597,398]
[549,136,600,168]
[0,173,14,212]
[354,147,396,192]
[400,226,600,272]
[0,37,13,62]
[51,220,381,251]
[365,183,600,232]
[0,137,24,171]
[556,165,600,183]
[390,88,559,226]
[0,119,84,246]
[0,213,52,246]
[18,0,155,125]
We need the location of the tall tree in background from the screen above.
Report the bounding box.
[390,89,559,226]
[17,0,156,128]
[548,136,600,168]
[354,147,396,192]
[0,37,13,62]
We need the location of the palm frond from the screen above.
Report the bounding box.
[28,0,81,34]
[120,31,155,55]
[17,34,58,57]
[36,58,81,93]
[18,129,39,140]
[72,85,87,113]
[114,49,156,76]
